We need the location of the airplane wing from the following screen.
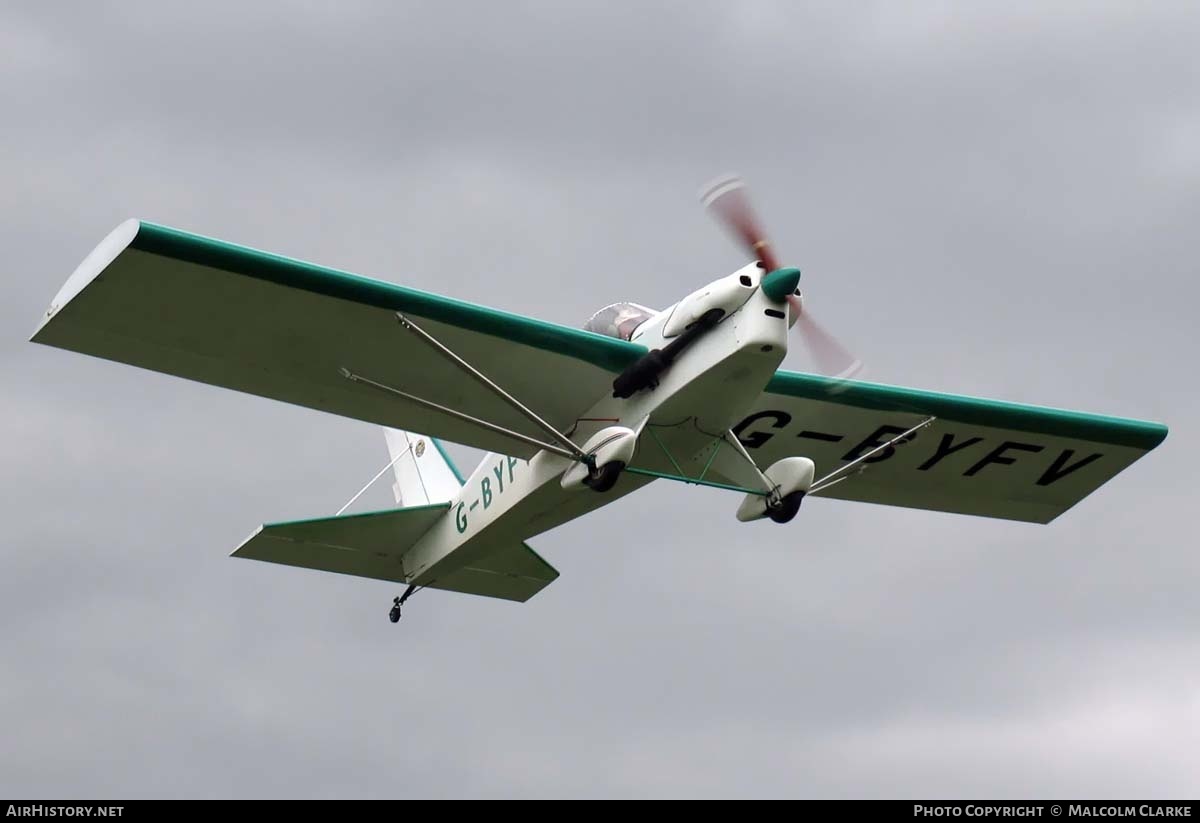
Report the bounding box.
[722,371,1168,524]
[31,220,646,458]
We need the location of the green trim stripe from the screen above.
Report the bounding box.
[264,502,450,529]
[122,223,1165,452]
[129,221,647,373]
[766,371,1168,451]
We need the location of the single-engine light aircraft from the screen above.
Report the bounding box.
[30,178,1168,623]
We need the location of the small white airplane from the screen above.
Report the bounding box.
[31,177,1168,623]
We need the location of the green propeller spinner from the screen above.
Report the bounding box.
[760,267,801,302]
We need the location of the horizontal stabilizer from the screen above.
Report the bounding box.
[233,504,448,584]
[424,540,559,602]
[233,503,559,602]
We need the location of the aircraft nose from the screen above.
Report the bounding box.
[760,267,801,303]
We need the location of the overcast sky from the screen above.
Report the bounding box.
[2,0,1196,799]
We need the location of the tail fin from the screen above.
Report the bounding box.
[383,428,465,506]
[232,430,559,602]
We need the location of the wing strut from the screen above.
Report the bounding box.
[394,313,591,464]
[808,416,937,496]
[340,368,578,460]
[342,311,597,466]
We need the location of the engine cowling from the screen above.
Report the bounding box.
[662,267,758,338]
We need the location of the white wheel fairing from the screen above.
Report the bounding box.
[561,425,639,491]
[736,457,816,522]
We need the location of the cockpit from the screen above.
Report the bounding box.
[583,302,658,341]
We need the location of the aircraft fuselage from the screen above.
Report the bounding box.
[401,264,789,584]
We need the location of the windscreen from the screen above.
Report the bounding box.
[583,303,657,341]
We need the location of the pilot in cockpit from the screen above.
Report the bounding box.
[583,302,657,342]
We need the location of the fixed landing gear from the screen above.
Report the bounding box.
[389,584,418,623]
[767,490,805,524]
[583,461,625,493]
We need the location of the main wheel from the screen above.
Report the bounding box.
[583,461,625,493]
[768,490,805,524]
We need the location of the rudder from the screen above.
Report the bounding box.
[383,428,464,506]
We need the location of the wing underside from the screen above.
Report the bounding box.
[32,221,1167,526]
[31,220,646,458]
[723,371,1167,523]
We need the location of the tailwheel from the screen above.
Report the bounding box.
[583,461,625,493]
[767,490,805,524]
[389,584,417,623]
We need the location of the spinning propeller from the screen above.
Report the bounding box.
[701,175,863,381]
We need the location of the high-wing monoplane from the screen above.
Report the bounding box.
[31,178,1168,622]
